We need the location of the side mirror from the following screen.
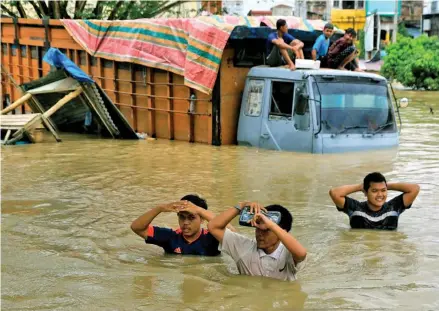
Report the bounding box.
[399,98,409,108]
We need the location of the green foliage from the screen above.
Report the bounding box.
[1,1,185,20]
[381,35,439,90]
[357,30,365,59]
[398,23,410,38]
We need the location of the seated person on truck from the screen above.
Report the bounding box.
[329,172,420,230]
[326,28,362,71]
[208,201,307,281]
[131,194,235,256]
[311,23,334,65]
[266,19,305,71]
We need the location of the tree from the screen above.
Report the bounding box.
[381,35,439,90]
[1,1,189,20]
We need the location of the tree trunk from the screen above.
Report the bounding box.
[149,1,189,18]
[16,1,28,18]
[1,4,17,17]
[28,1,43,18]
[92,1,105,18]
[37,0,49,16]
[59,0,69,18]
[107,1,125,20]
[74,0,87,19]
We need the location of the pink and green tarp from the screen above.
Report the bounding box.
[62,16,340,95]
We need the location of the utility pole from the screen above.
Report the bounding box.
[326,0,332,21]
[392,0,399,43]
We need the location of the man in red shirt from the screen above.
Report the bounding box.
[131,195,235,256]
[327,28,362,71]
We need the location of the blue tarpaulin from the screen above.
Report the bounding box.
[43,48,93,83]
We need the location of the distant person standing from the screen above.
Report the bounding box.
[311,23,334,66]
[266,19,305,71]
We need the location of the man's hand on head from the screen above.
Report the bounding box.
[251,212,274,230]
[177,200,201,215]
[160,202,183,213]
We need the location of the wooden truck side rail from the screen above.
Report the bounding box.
[1,18,248,145]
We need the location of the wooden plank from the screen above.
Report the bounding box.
[42,87,83,118]
[167,72,174,140]
[7,44,15,105]
[1,92,32,115]
[147,67,156,137]
[0,113,42,127]
[130,63,138,131]
[4,130,12,141]
[172,74,191,141]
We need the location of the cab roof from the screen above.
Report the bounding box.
[247,66,387,82]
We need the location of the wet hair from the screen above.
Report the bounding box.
[276,19,287,30]
[363,172,387,192]
[324,23,334,30]
[345,28,357,37]
[180,194,208,210]
[265,204,293,232]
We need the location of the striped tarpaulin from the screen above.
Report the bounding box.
[62,16,340,95]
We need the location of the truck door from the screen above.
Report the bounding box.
[259,81,313,152]
[237,78,265,147]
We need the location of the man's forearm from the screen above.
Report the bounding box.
[330,184,363,197]
[208,207,240,230]
[311,50,317,61]
[278,41,294,51]
[270,224,307,262]
[197,208,215,222]
[131,206,162,232]
[387,183,420,194]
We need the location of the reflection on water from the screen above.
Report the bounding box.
[2,91,439,310]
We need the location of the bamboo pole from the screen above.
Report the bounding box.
[0,93,32,115]
[43,87,83,119]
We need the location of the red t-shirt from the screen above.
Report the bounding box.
[327,37,352,59]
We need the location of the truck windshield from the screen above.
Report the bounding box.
[313,81,396,134]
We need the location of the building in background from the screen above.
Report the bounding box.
[307,1,328,20]
[331,0,366,35]
[422,0,439,36]
[222,0,244,15]
[271,2,294,16]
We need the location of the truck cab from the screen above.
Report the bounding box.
[237,67,399,153]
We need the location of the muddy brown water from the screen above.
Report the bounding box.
[2,90,439,310]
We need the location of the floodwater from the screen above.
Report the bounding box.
[2,90,439,311]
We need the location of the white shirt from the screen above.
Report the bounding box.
[221,229,306,281]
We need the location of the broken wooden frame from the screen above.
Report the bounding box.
[1,65,138,145]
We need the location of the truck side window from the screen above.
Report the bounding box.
[270,81,294,118]
[245,79,264,117]
[293,89,310,131]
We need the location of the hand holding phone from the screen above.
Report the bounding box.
[239,206,281,227]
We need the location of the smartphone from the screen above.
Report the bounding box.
[238,206,282,227]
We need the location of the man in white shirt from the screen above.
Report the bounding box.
[208,202,307,281]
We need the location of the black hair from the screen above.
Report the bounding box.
[345,28,357,37]
[363,172,387,192]
[276,19,287,30]
[324,23,334,30]
[180,194,208,210]
[265,204,293,232]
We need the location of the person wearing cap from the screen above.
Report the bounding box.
[131,194,235,256]
[311,23,334,65]
[266,19,305,71]
[208,202,307,281]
